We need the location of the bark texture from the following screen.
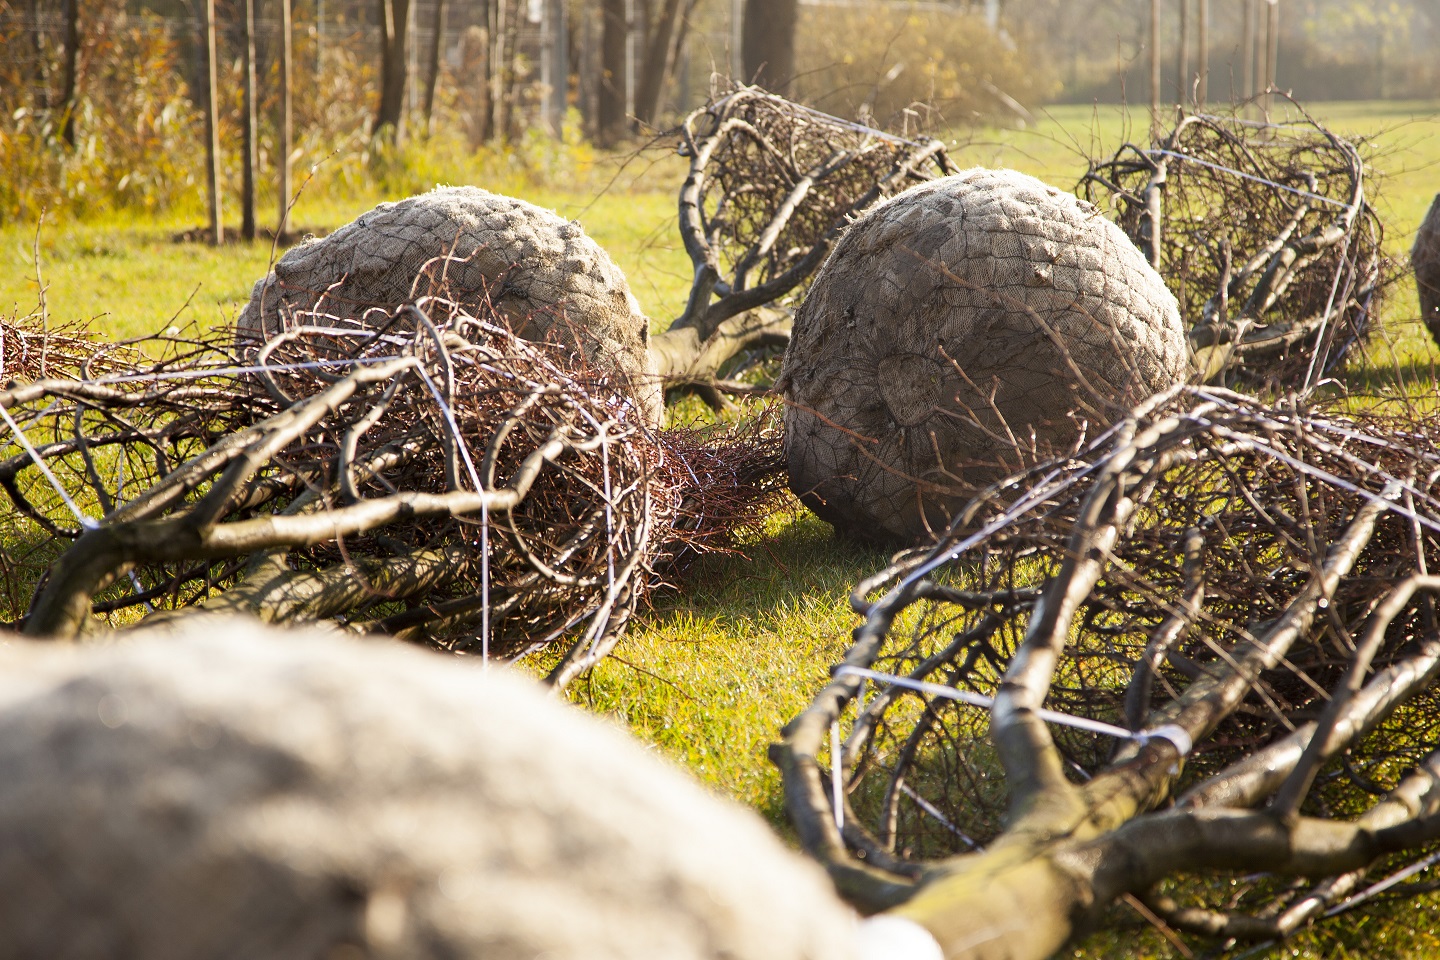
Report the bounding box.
[0,617,859,960]
[376,0,412,140]
[1413,193,1440,348]
[597,0,627,144]
[779,168,1188,544]
[742,0,798,92]
[236,186,662,426]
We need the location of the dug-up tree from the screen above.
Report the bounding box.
[775,385,1440,959]
[0,88,950,685]
[779,168,1190,546]
[1083,104,1385,389]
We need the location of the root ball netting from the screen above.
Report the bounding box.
[779,168,1190,546]
[1413,194,1440,349]
[237,186,664,427]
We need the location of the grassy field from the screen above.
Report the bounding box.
[4,99,1440,958]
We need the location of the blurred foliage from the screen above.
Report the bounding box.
[0,6,598,227]
[0,10,201,222]
[791,5,1059,131]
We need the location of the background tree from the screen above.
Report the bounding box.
[58,0,79,146]
[200,0,222,245]
[741,0,796,93]
[374,0,411,141]
[631,0,699,129]
[597,0,626,145]
[277,0,292,235]
[421,0,446,136]
[241,0,258,240]
[486,0,519,142]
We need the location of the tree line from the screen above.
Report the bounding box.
[3,1,1435,232]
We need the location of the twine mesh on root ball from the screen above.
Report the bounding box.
[236,185,665,427]
[774,384,1440,958]
[0,298,785,690]
[1413,193,1440,350]
[779,168,1190,546]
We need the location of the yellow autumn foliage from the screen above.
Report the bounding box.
[793,5,1059,131]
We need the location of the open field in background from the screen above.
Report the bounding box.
[3,99,1440,958]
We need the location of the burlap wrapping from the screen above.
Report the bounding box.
[1413,194,1440,349]
[779,168,1190,544]
[236,186,663,427]
[0,619,857,960]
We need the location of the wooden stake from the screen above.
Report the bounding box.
[202,0,223,245]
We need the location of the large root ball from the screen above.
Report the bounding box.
[779,168,1189,544]
[237,186,663,426]
[1413,193,1440,349]
[0,617,857,960]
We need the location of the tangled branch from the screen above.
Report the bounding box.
[1,295,784,690]
[1082,104,1386,389]
[776,385,1440,956]
[651,82,956,401]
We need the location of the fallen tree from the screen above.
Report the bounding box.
[0,296,782,689]
[1082,104,1386,388]
[776,385,1440,958]
[649,83,955,406]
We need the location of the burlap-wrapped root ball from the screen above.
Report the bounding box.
[0,617,859,960]
[237,186,663,426]
[779,168,1189,544]
[1413,193,1440,349]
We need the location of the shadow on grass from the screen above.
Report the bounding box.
[652,508,892,618]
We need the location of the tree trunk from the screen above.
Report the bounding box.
[1148,0,1160,131]
[201,0,223,245]
[631,0,682,127]
[375,0,412,142]
[472,22,501,144]
[241,0,258,241]
[315,0,324,75]
[422,0,447,136]
[489,0,514,142]
[277,0,293,237]
[1177,0,1189,103]
[29,0,50,110]
[1196,0,1208,105]
[541,0,566,135]
[1241,0,1256,100]
[597,0,627,145]
[1264,0,1279,114]
[740,0,796,93]
[58,0,80,147]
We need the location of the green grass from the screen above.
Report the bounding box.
[571,509,890,818]
[5,99,1440,957]
[0,178,693,343]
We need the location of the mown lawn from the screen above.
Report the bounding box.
[3,99,1440,959]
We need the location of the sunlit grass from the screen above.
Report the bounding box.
[0,189,690,344]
